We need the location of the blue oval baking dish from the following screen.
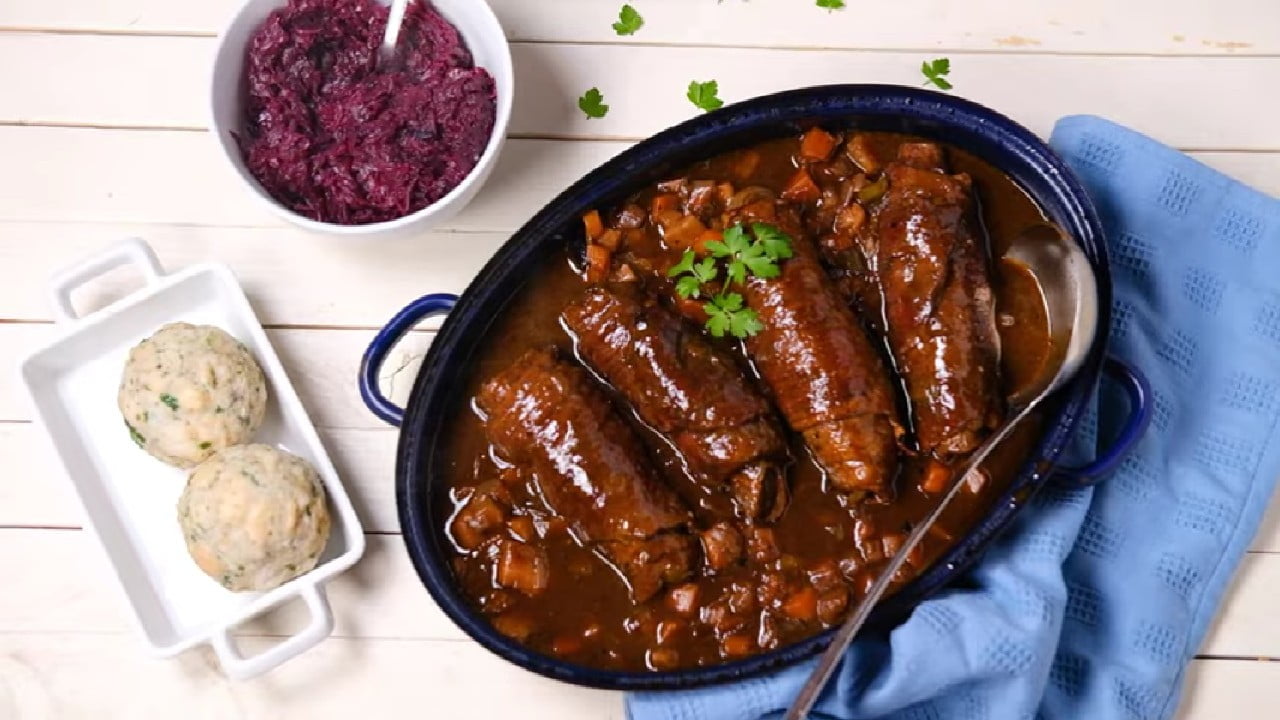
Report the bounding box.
[359,84,1151,690]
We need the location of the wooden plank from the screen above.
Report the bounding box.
[4,524,1280,659]
[2,34,1279,150]
[0,128,1276,236]
[0,0,1274,56]
[1176,659,1280,718]
[0,323,433,431]
[0,625,1266,720]
[0,128,621,230]
[0,223,507,326]
[0,632,623,720]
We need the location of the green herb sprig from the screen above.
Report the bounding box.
[921,58,953,91]
[816,0,846,9]
[612,4,644,35]
[579,87,609,119]
[687,80,724,112]
[667,222,793,338]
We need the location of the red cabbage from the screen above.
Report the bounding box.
[240,0,498,225]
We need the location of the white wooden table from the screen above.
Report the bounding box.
[2,1,1279,717]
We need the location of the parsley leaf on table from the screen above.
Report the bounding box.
[816,0,846,9]
[612,4,644,36]
[687,80,724,112]
[921,58,953,91]
[578,87,609,119]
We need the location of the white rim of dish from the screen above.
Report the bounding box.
[209,0,514,235]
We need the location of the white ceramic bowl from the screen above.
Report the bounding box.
[209,0,513,237]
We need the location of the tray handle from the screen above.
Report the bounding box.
[49,237,165,323]
[210,584,334,681]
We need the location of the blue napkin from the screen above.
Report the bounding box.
[627,116,1280,720]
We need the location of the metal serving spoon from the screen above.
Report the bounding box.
[380,0,411,68]
[784,222,1099,719]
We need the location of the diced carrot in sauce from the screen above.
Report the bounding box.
[833,203,867,238]
[734,149,761,180]
[480,589,517,615]
[720,634,756,658]
[700,522,745,572]
[693,228,726,255]
[822,233,854,254]
[492,612,535,641]
[747,527,780,564]
[816,587,850,625]
[666,583,701,616]
[965,468,991,494]
[647,647,680,671]
[756,571,788,608]
[758,611,781,650]
[585,243,612,284]
[450,493,507,550]
[654,209,685,229]
[596,228,622,251]
[799,127,839,162]
[612,203,648,229]
[674,294,709,322]
[781,586,818,622]
[716,182,736,204]
[927,523,956,543]
[921,460,952,494]
[611,263,638,283]
[551,633,584,656]
[655,619,685,646]
[881,532,907,558]
[726,582,757,614]
[582,209,605,241]
[807,559,843,592]
[846,133,882,174]
[506,515,536,543]
[854,517,877,542]
[781,168,821,203]
[663,215,709,249]
[650,193,680,217]
[495,540,551,596]
[496,466,522,489]
[739,200,777,223]
[838,554,862,582]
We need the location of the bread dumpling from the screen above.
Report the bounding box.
[178,444,331,592]
[119,322,268,468]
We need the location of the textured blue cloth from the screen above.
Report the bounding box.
[627,116,1280,720]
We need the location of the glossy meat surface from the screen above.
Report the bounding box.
[475,347,695,601]
[876,143,1003,456]
[740,214,901,497]
[562,287,791,522]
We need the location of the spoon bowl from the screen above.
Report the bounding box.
[1004,222,1100,406]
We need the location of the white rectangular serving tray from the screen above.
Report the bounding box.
[18,238,366,680]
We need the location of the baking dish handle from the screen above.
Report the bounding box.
[1052,355,1153,487]
[360,293,458,427]
[210,584,334,681]
[49,237,165,323]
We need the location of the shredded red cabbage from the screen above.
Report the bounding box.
[240,0,497,225]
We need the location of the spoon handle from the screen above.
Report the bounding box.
[382,0,411,61]
[783,402,1038,720]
